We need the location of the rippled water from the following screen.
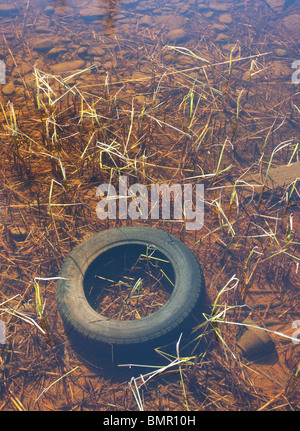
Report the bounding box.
[0,0,299,91]
[1,0,299,166]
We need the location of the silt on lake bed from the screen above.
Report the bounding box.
[0,0,299,412]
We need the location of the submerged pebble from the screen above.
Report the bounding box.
[88,47,106,57]
[123,0,139,5]
[35,25,53,34]
[55,6,74,16]
[222,43,239,53]
[166,29,187,42]
[139,15,152,26]
[78,47,88,57]
[32,38,55,52]
[198,3,208,11]
[156,14,185,30]
[0,4,17,16]
[48,47,68,57]
[12,63,32,77]
[135,94,147,105]
[131,71,152,82]
[218,13,232,24]
[266,0,285,11]
[51,60,86,74]
[79,7,107,19]
[209,1,230,11]
[270,61,292,78]
[44,6,54,15]
[274,48,288,57]
[215,33,229,42]
[136,1,155,12]
[213,23,228,32]
[2,81,15,96]
[283,14,300,33]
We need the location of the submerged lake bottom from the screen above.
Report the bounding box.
[0,0,299,411]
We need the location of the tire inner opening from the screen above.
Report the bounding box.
[83,244,175,320]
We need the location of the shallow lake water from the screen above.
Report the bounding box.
[0,0,299,412]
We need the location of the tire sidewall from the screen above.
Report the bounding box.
[56,226,204,345]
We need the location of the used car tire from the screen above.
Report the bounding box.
[56,226,205,362]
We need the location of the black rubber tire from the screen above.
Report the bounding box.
[56,226,205,361]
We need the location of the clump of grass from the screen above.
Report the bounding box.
[122,334,195,411]
[90,249,173,320]
[259,140,295,205]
